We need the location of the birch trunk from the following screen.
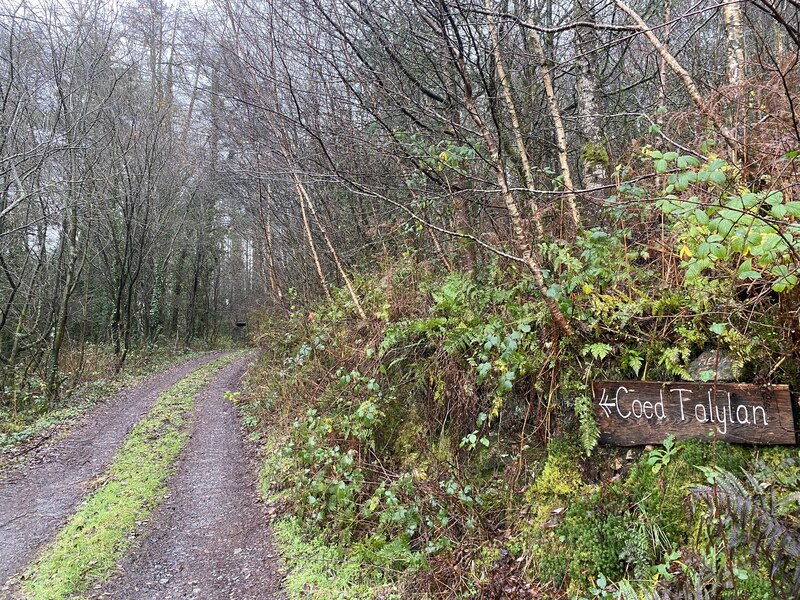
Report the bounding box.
[293,173,333,304]
[574,1,609,208]
[528,26,582,233]
[721,1,746,86]
[485,2,548,237]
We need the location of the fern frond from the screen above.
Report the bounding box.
[689,468,800,595]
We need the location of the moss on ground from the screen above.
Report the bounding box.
[21,352,242,599]
[272,517,395,600]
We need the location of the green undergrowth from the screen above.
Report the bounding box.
[241,148,800,598]
[237,250,800,599]
[21,352,243,599]
[0,346,209,456]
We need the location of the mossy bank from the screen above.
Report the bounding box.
[238,257,800,599]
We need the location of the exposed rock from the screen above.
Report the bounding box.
[686,349,741,382]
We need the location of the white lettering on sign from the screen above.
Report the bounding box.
[598,385,769,434]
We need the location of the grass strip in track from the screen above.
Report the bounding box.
[21,352,244,599]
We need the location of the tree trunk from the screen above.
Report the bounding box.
[294,173,333,304]
[257,178,284,305]
[296,174,367,320]
[721,2,746,86]
[528,25,582,234]
[486,2,547,237]
[45,201,80,401]
[574,1,609,211]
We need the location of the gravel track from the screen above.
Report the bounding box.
[0,353,220,592]
[92,354,285,599]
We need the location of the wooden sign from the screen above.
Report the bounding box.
[591,381,796,446]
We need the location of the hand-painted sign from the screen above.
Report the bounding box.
[591,381,796,446]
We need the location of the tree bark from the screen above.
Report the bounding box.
[528,25,582,233]
[574,0,609,211]
[293,172,333,304]
[721,1,746,86]
[256,180,284,305]
[296,175,367,321]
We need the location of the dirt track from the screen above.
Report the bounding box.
[0,353,220,591]
[0,353,284,599]
[91,355,285,599]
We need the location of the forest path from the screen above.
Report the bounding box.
[0,353,221,591]
[91,354,285,599]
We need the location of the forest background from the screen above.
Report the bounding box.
[1,0,799,597]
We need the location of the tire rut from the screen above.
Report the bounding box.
[0,353,221,591]
[93,354,285,599]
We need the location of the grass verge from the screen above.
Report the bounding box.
[20,352,244,599]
